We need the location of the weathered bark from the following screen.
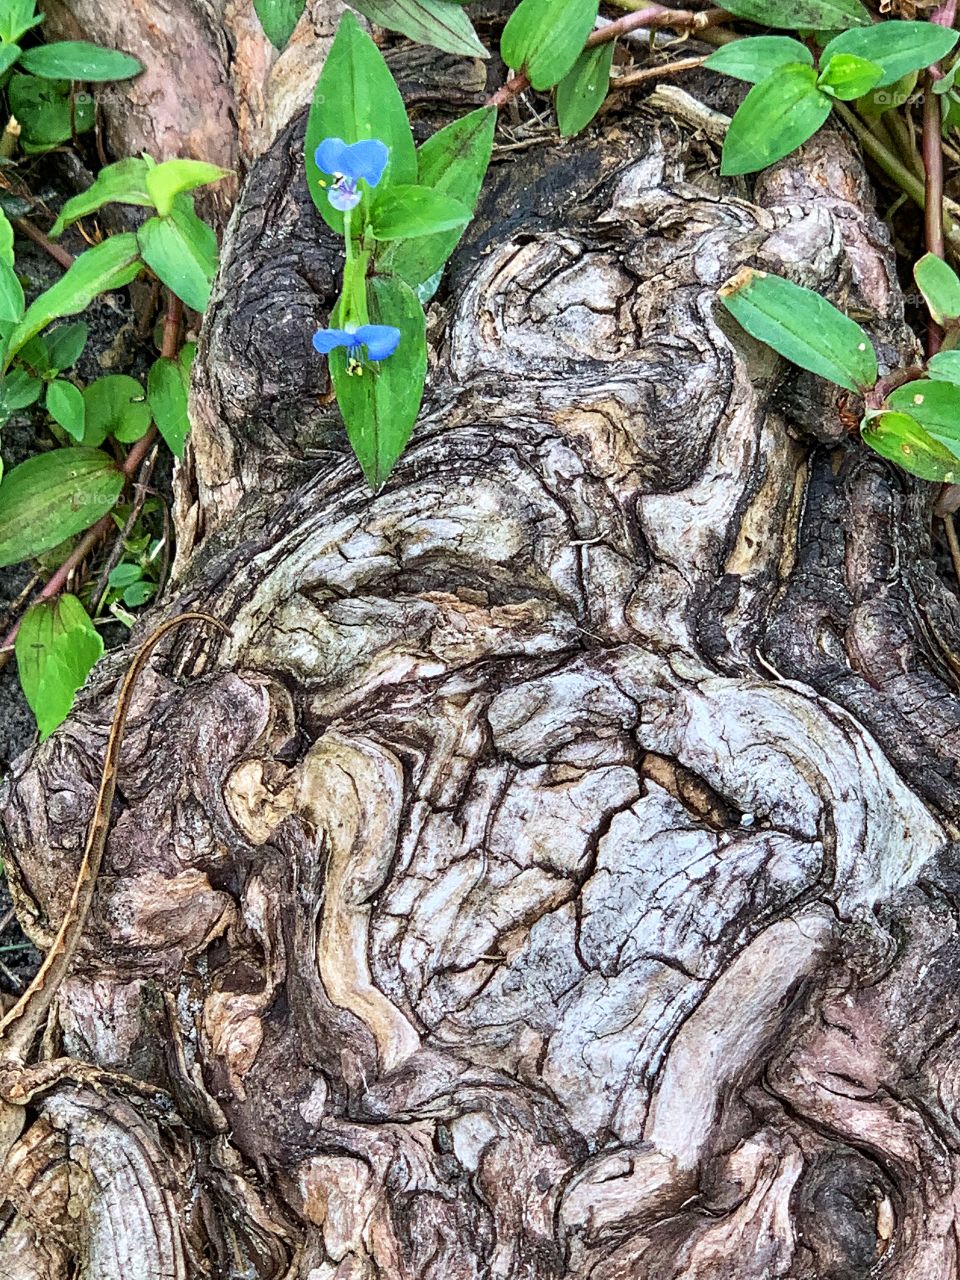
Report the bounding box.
[3,8,960,1276]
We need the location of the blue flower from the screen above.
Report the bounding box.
[313,323,401,371]
[315,137,389,212]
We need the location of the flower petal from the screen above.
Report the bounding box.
[315,137,352,176]
[343,139,389,188]
[355,324,401,361]
[328,182,361,211]
[312,327,356,354]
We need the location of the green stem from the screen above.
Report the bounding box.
[835,102,960,252]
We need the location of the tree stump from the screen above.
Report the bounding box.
[2,13,959,1277]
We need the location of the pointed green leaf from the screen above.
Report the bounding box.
[15,594,104,739]
[46,378,85,441]
[721,64,832,176]
[928,350,960,383]
[137,199,217,312]
[555,41,615,136]
[347,0,487,57]
[253,0,306,48]
[369,184,471,241]
[0,447,123,566]
[330,275,426,489]
[50,157,153,237]
[378,107,494,289]
[704,36,813,83]
[719,0,870,29]
[501,0,600,90]
[5,233,141,365]
[43,321,88,372]
[719,267,878,392]
[0,208,13,268]
[818,53,883,100]
[822,21,959,88]
[0,258,24,324]
[887,378,960,448]
[0,369,41,423]
[0,42,20,81]
[0,0,41,44]
[914,252,960,325]
[147,355,190,456]
[305,10,417,235]
[145,158,231,218]
[861,409,960,481]
[17,40,142,81]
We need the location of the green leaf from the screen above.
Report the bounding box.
[703,36,813,83]
[0,258,24,324]
[378,107,495,289]
[817,52,883,100]
[719,0,870,29]
[555,41,615,136]
[5,233,142,365]
[17,40,142,82]
[0,0,41,44]
[0,369,41,422]
[914,252,960,325]
[49,157,153,237]
[928,350,960,383]
[861,409,960,481]
[0,446,123,566]
[719,266,878,392]
[108,562,142,588]
[253,0,306,48]
[15,594,103,739]
[46,378,85,441]
[8,75,94,150]
[82,374,150,446]
[369,184,471,241]
[330,275,426,489]
[821,21,959,88]
[137,198,217,312]
[886,378,960,448]
[305,10,417,235]
[147,355,190,456]
[43,321,88,371]
[501,0,600,90]
[0,208,13,268]
[122,579,155,607]
[721,64,832,176]
[144,158,231,219]
[347,0,488,57]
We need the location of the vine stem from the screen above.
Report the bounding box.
[486,5,729,108]
[834,102,960,251]
[0,292,183,655]
[12,218,74,271]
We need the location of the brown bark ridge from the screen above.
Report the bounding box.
[3,20,960,1277]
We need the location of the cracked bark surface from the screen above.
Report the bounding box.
[2,22,960,1276]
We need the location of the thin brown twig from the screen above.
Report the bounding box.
[611,54,706,89]
[486,5,728,108]
[944,513,960,589]
[12,217,74,271]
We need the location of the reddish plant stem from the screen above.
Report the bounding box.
[12,218,74,271]
[923,0,956,355]
[486,6,729,108]
[0,293,183,652]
